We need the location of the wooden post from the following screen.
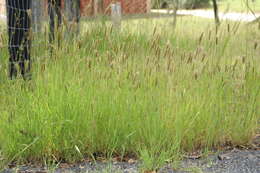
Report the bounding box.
[94,0,104,16]
[65,0,80,22]
[64,0,80,35]
[147,0,151,13]
[48,0,62,44]
[94,0,98,16]
[32,0,44,32]
[111,2,121,29]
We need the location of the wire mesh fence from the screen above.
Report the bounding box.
[6,0,32,79]
[1,0,80,80]
[0,0,153,80]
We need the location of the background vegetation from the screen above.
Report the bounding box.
[218,0,260,12]
[152,0,260,12]
[152,0,211,9]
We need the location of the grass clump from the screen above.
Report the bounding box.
[0,17,259,170]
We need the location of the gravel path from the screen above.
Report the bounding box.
[2,149,259,173]
[151,9,260,22]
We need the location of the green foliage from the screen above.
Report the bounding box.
[217,0,260,12]
[0,17,259,170]
[181,0,211,9]
[152,0,211,9]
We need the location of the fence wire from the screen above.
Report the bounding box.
[6,0,32,79]
[0,0,152,80]
[0,0,81,80]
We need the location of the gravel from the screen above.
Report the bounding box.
[1,149,259,173]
